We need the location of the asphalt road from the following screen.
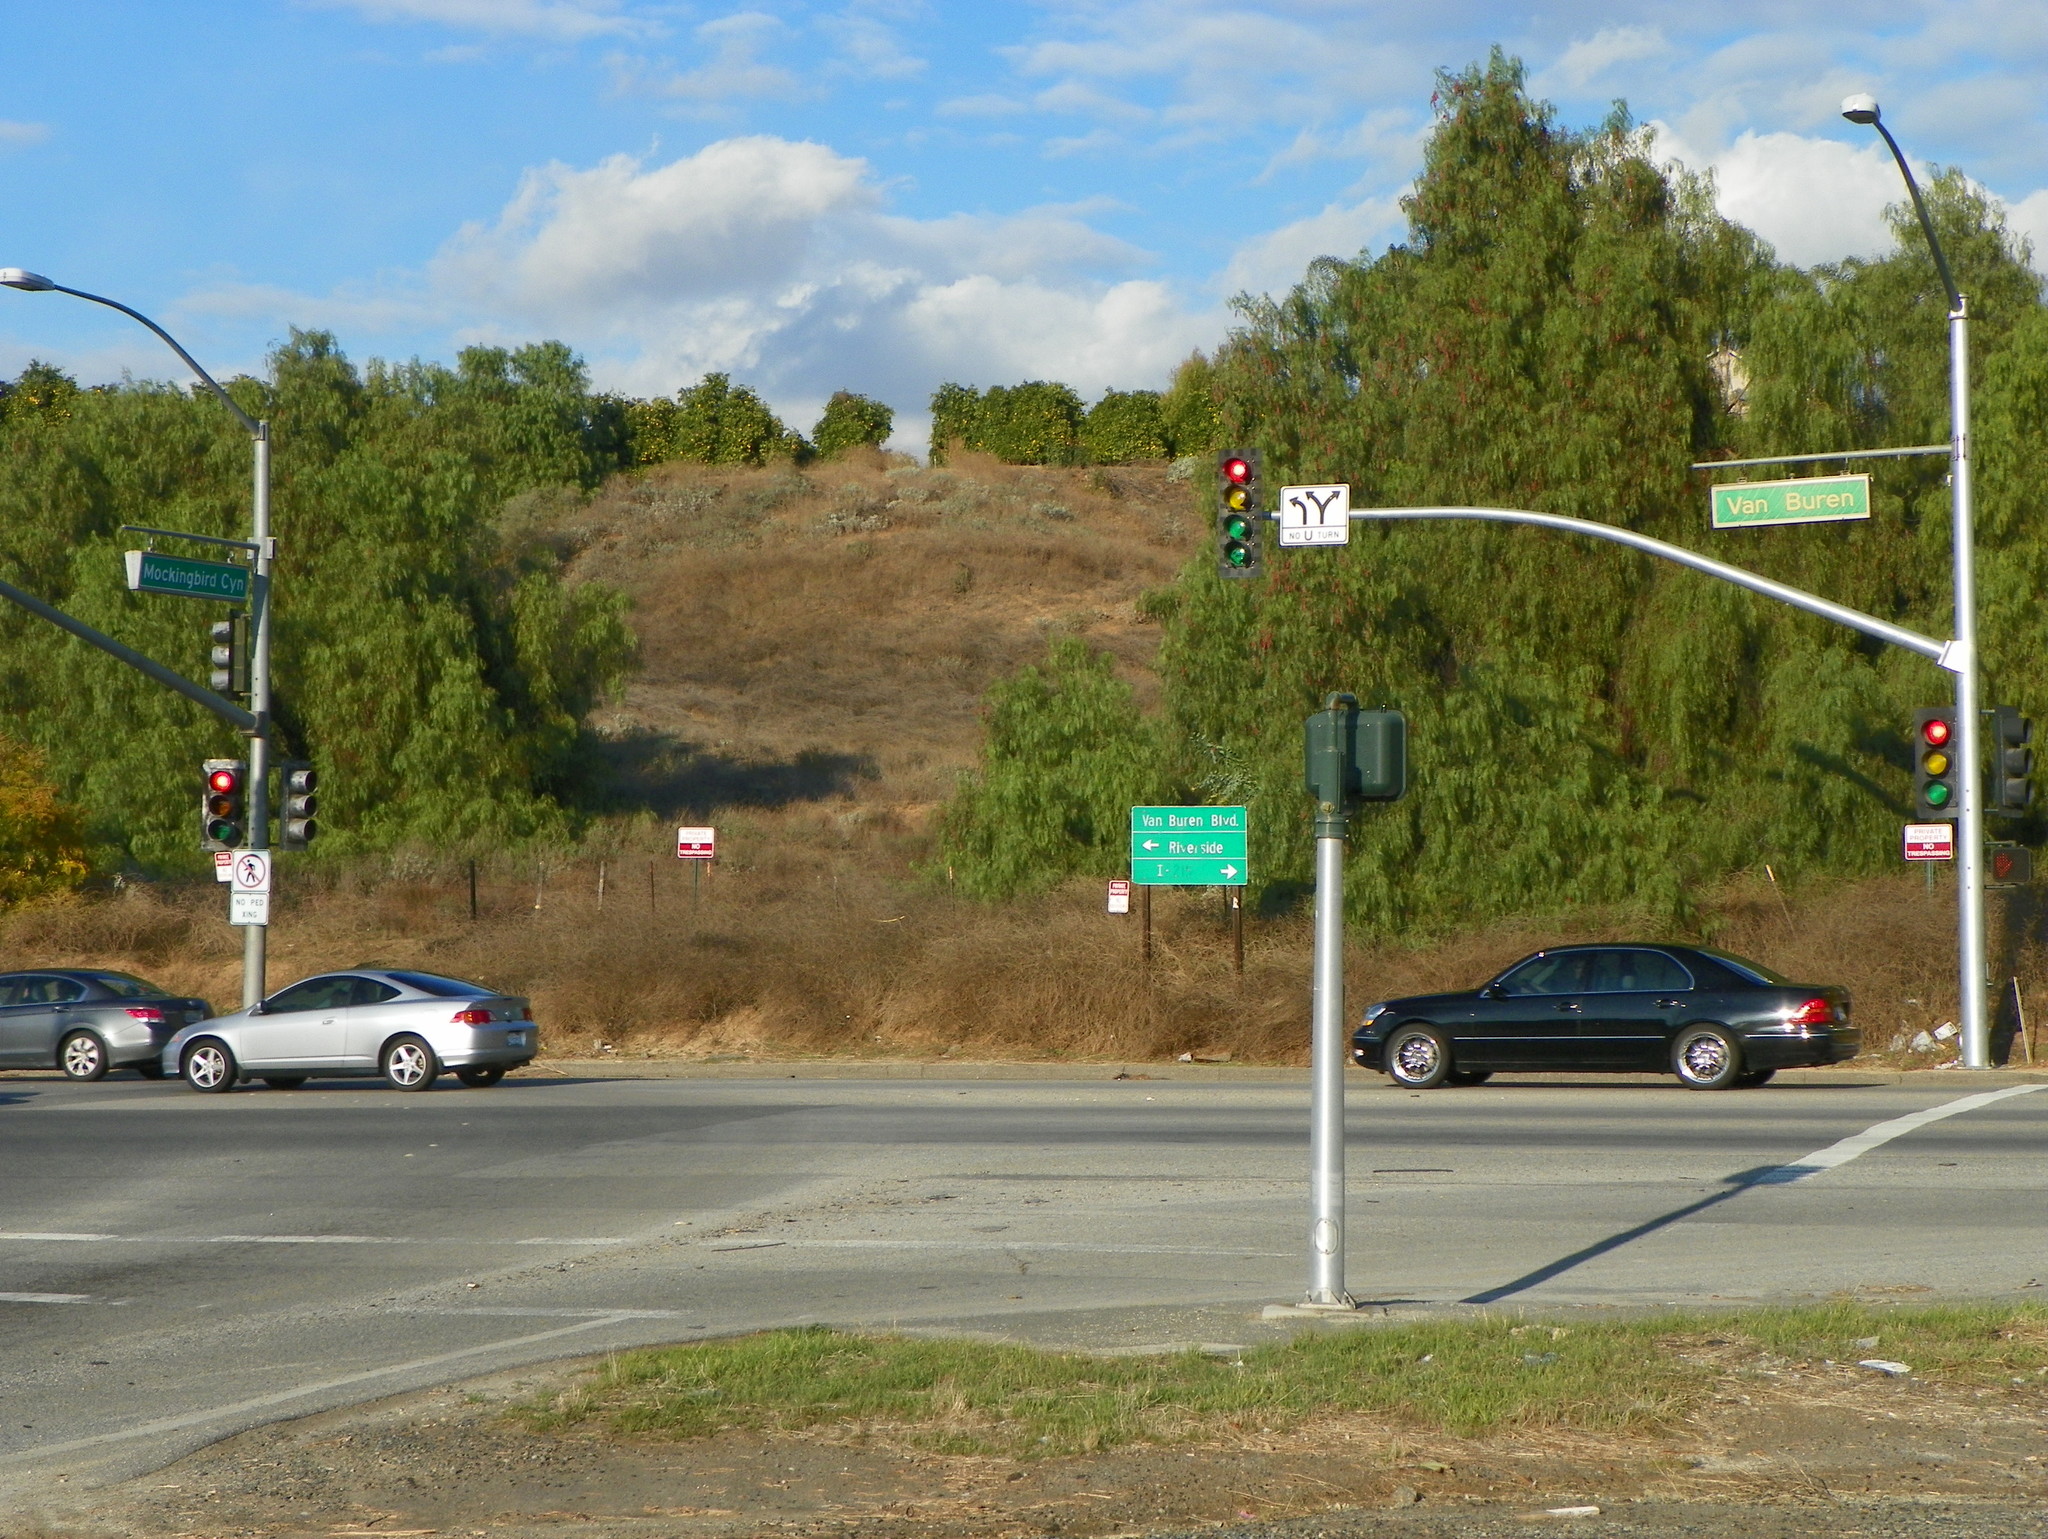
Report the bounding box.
[1,1069,2043,1504]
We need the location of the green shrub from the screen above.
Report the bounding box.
[811,391,894,458]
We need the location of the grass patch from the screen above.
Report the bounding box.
[515,1304,2048,1458]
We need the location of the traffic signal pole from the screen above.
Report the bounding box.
[1306,730,1353,1309]
[1948,301,1989,1066]
[243,424,273,1009]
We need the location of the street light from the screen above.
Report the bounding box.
[0,267,275,1009]
[1839,97,1988,1068]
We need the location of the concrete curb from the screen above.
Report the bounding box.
[516,1057,2048,1088]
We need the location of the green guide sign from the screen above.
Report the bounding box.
[124,549,250,602]
[1130,805,1248,887]
[1710,474,1870,531]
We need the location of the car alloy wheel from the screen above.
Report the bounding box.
[59,1031,109,1082]
[1385,1024,1451,1089]
[382,1036,439,1092]
[183,1040,238,1093]
[1673,1026,1742,1091]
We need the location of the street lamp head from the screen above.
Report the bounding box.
[0,268,56,291]
[1841,94,1882,126]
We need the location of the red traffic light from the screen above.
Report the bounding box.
[208,767,240,794]
[1222,456,1251,484]
[1921,717,1951,747]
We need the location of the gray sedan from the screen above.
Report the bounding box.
[162,969,536,1093]
[0,970,213,1080]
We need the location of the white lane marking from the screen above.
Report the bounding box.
[0,1292,91,1304]
[0,1313,634,1467]
[782,1240,1291,1256]
[396,1306,693,1318]
[0,1233,626,1247]
[206,1234,409,1244]
[1754,1084,2046,1185]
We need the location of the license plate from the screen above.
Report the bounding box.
[506,1032,526,1047]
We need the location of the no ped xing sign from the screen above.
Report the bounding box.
[1903,823,1955,862]
[229,848,272,926]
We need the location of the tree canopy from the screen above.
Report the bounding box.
[942,51,2048,934]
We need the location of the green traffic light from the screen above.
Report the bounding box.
[1925,782,1952,808]
[206,819,242,843]
[1222,542,1251,568]
[1223,513,1251,539]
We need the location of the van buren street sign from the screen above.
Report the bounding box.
[1709,474,1870,531]
[1130,805,1248,886]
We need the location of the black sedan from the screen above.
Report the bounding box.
[1351,944,1856,1090]
[0,970,214,1081]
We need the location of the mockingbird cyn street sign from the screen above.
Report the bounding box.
[1710,474,1870,531]
[124,549,251,602]
[1130,805,1248,886]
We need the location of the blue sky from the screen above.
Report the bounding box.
[5,2,2048,445]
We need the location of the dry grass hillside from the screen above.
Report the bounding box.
[5,452,2039,1067]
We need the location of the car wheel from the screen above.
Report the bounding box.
[182,1040,239,1093]
[455,1065,506,1088]
[58,1031,110,1082]
[1734,1068,1776,1089]
[381,1035,439,1092]
[1446,1069,1494,1087]
[134,1061,168,1080]
[262,1077,308,1090]
[1385,1024,1452,1089]
[1673,1026,1743,1090]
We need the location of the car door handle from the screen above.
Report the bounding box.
[1553,1001,1581,1012]
[1655,999,1684,1009]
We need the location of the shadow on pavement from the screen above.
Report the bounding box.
[1463,1163,1791,1304]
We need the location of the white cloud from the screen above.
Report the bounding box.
[820,12,925,81]
[1539,26,1671,92]
[611,13,803,112]
[308,0,642,40]
[210,135,1220,437]
[0,120,50,147]
[1222,197,1405,297]
[1654,123,1906,266]
[2006,188,2048,267]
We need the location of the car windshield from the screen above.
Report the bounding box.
[384,970,493,998]
[1693,949,1788,986]
[83,972,169,999]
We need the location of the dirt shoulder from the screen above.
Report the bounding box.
[35,1334,2047,1539]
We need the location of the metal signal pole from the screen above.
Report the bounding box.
[1841,95,1989,1067]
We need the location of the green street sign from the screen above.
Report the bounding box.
[1130,805,1249,886]
[1709,474,1870,531]
[124,549,249,602]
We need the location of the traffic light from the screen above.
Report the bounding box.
[1216,450,1262,579]
[201,758,246,851]
[1991,706,2033,816]
[278,761,318,850]
[1912,708,1958,818]
[207,614,246,697]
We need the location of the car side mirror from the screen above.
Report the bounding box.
[1478,984,1499,1000]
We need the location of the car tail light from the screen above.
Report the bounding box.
[124,1006,166,1024]
[452,1008,494,1025]
[1787,997,1835,1027]
[521,1006,533,1021]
